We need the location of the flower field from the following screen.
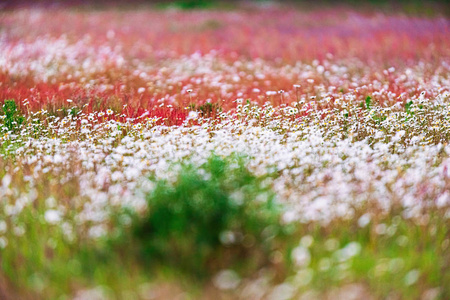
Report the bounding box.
[0,2,449,299]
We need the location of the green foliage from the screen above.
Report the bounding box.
[405,100,414,115]
[187,102,222,118]
[157,0,218,10]
[62,106,80,117]
[173,0,216,10]
[1,99,25,132]
[365,96,372,110]
[372,114,387,125]
[198,102,221,118]
[129,154,284,277]
[291,209,449,299]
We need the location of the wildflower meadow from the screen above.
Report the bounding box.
[0,1,449,299]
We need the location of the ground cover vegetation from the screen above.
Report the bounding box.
[0,2,449,299]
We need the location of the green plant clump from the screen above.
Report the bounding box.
[365,95,372,110]
[174,0,216,10]
[1,99,25,132]
[128,154,284,277]
[198,102,221,118]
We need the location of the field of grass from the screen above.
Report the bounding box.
[0,2,449,299]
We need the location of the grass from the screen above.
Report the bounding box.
[288,210,449,299]
[0,153,448,299]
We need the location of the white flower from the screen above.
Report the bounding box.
[187,111,199,119]
[213,270,241,290]
[111,171,124,181]
[44,210,62,224]
[358,213,371,227]
[334,242,361,262]
[404,269,420,286]
[0,237,7,249]
[300,235,314,248]
[268,283,295,300]
[137,87,146,94]
[0,220,7,233]
[291,246,311,267]
[2,174,11,188]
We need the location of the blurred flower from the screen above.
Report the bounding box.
[44,210,62,224]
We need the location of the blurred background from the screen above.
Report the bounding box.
[1,0,449,14]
